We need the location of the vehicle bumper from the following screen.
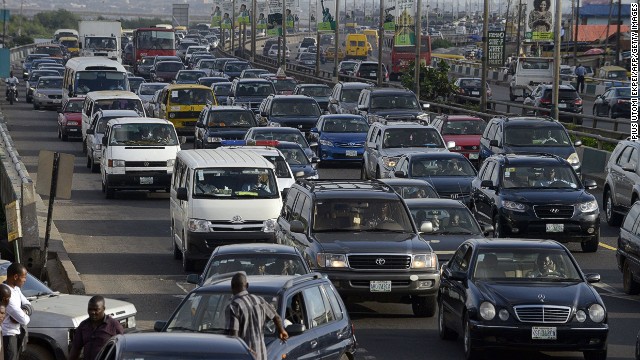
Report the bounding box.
[34,98,62,108]
[498,209,600,241]
[319,146,364,161]
[469,321,608,352]
[185,230,276,261]
[106,172,172,190]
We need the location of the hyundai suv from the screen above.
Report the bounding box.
[523,84,584,123]
[356,88,430,124]
[276,180,440,317]
[603,138,640,226]
[471,154,600,252]
[227,78,276,113]
[257,95,322,137]
[328,81,372,114]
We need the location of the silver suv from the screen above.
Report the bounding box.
[603,137,640,226]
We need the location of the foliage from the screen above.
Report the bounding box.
[431,38,453,49]
[11,34,35,47]
[33,9,81,30]
[400,60,458,101]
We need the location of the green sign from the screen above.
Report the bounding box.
[318,21,335,31]
[267,27,282,36]
[383,22,394,31]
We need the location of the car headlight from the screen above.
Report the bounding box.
[382,156,399,169]
[319,139,334,147]
[588,304,605,323]
[188,218,211,232]
[479,302,496,320]
[262,218,277,233]
[317,253,348,268]
[578,200,598,213]
[108,159,125,167]
[411,253,437,269]
[502,200,526,212]
[167,159,175,167]
[169,112,175,119]
[498,309,509,321]
[567,152,580,165]
[575,309,587,322]
[36,92,47,98]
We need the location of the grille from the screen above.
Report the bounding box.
[350,280,411,287]
[534,205,574,219]
[48,94,62,99]
[170,111,201,119]
[347,254,411,270]
[279,122,314,132]
[126,161,167,167]
[513,305,572,324]
[335,142,364,148]
[439,192,469,200]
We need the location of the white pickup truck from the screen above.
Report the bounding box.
[509,57,554,101]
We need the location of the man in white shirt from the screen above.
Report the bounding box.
[2,263,30,360]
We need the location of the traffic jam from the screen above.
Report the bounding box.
[4,19,638,360]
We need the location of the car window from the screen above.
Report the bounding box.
[409,157,477,177]
[291,195,306,223]
[302,286,334,327]
[441,120,485,135]
[480,162,495,181]
[473,249,581,280]
[410,206,481,234]
[622,203,640,232]
[382,128,443,148]
[204,255,307,280]
[616,146,633,167]
[448,244,470,272]
[504,126,571,146]
[282,188,298,221]
[322,284,344,320]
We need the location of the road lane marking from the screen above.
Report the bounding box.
[599,243,617,251]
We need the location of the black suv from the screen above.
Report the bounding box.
[356,88,430,124]
[522,84,584,122]
[603,138,640,226]
[478,116,583,176]
[155,273,357,359]
[471,154,600,252]
[328,81,372,114]
[227,78,276,113]
[194,105,257,148]
[352,61,389,82]
[616,201,640,294]
[276,180,440,317]
[257,95,322,137]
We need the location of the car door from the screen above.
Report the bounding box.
[472,161,495,224]
[170,161,188,250]
[621,205,640,277]
[440,243,473,334]
[303,285,345,360]
[595,89,609,114]
[613,146,634,208]
[365,126,381,178]
[195,109,207,147]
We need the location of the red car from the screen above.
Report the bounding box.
[57,98,84,141]
[430,115,487,164]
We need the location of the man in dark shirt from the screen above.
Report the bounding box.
[69,296,124,360]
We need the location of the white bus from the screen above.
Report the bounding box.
[63,57,129,103]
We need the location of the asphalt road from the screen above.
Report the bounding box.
[1,89,638,359]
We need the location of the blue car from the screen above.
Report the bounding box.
[275,141,319,179]
[310,114,369,162]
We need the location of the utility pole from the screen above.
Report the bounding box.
[232,0,236,53]
[552,0,562,119]
[251,0,257,62]
[573,0,580,65]
[2,0,6,49]
[480,0,489,110]
[282,0,287,67]
[415,0,422,99]
[377,0,384,86]
[615,0,622,65]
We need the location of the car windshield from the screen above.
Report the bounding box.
[473,249,582,281]
[410,157,477,176]
[279,147,310,165]
[207,111,256,128]
[38,78,62,89]
[605,70,627,80]
[504,126,572,146]
[340,88,364,102]
[459,79,482,87]
[213,84,232,96]
[193,168,279,199]
[383,128,444,148]
[371,94,419,110]
[270,100,320,116]
[253,131,308,148]
[170,88,214,105]
[390,184,439,199]
[225,62,250,72]
[64,99,84,113]
[236,83,274,97]
[322,118,369,133]
[109,123,178,146]
[313,199,414,232]
[442,119,486,135]
[203,255,307,281]
[96,99,144,113]
[139,84,167,96]
[298,86,331,97]
[409,206,481,235]
[502,165,579,189]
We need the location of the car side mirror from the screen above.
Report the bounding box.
[394,170,406,178]
[481,224,494,236]
[309,142,318,149]
[419,221,433,234]
[153,321,167,332]
[585,273,601,283]
[480,180,495,189]
[621,164,636,173]
[311,157,319,164]
[444,267,467,281]
[260,111,268,117]
[285,323,306,336]
[186,274,200,285]
[281,187,290,199]
[310,127,318,133]
[357,105,368,111]
[289,220,305,233]
[86,129,94,135]
[101,137,108,146]
[446,141,456,150]
[176,187,188,201]
[573,140,582,147]
[330,98,338,104]
[489,139,500,147]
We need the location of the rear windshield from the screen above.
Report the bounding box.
[207,111,256,128]
[213,84,232,96]
[177,72,207,81]
[95,99,144,113]
[442,119,486,135]
[542,89,579,100]
[271,100,320,116]
[225,62,251,72]
[157,62,184,72]
[235,83,274,96]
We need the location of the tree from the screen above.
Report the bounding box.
[400,60,458,101]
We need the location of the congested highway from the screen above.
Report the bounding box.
[1,87,638,360]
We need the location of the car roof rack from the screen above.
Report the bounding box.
[375,115,428,126]
[296,179,395,193]
[283,272,324,290]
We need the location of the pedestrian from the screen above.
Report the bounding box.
[225,272,288,360]
[2,263,30,360]
[68,296,124,360]
[0,284,12,360]
[575,63,586,93]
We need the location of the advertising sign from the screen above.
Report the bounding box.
[383,0,395,31]
[257,1,268,29]
[318,0,335,31]
[238,2,250,25]
[394,0,415,46]
[221,1,233,29]
[487,31,506,67]
[525,0,554,41]
[267,0,282,36]
[212,2,222,27]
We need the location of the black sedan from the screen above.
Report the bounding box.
[593,86,631,119]
[439,238,608,360]
[95,333,254,360]
[453,77,492,105]
[378,178,439,199]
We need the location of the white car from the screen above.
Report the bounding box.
[268,44,290,58]
[185,45,208,63]
[86,109,141,173]
[137,82,168,107]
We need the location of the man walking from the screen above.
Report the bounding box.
[2,263,30,360]
[575,64,586,93]
[225,272,288,360]
[69,296,124,360]
[0,284,12,360]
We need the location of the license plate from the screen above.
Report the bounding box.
[370,72,376,76]
[68,128,78,131]
[558,103,567,108]
[140,177,154,185]
[532,326,557,340]
[546,224,564,232]
[346,150,358,157]
[370,281,391,292]
[472,91,480,95]
[469,153,479,159]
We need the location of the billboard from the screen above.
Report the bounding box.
[383,1,395,31]
[525,0,554,41]
[172,4,189,28]
[394,0,415,46]
[212,2,222,27]
[257,1,268,29]
[267,0,282,36]
[318,0,335,31]
[221,1,233,29]
[238,2,250,25]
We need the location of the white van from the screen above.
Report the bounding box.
[100,118,181,199]
[81,90,146,152]
[170,148,282,271]
[220,145,296,191]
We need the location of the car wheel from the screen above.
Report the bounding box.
[581,229,599,253]
[583,349,607,360]
[91,160,100,173]
[61,129,68,141]
[375,166,381,179]
[438,300,457,340]
[21,344,54,360]
[411,296,436,317]
[86,155,91,169]
[492,214,502,238]
[623,261,640,295]
[105,178,115,199]
[463,313,482,360]
[604,189,623,226]
[592,105,599,116]
[610,107,617,119]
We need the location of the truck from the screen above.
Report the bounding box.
[78,20,123,63]
[509,57,554,101]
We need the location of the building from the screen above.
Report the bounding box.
[578,4,631,25]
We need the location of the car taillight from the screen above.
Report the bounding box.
[539,98,551,104]
[574,98,583,105]
[618,99,629,104]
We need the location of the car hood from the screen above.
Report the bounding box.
[502,188,593,205]
[29,294,136,329]
[313,232,432,253]
[503,145,575,160]
[321,132,367,143]
[443,135,481,147]
[63,113,82,121]
[474,280,598,308]
[288,163,317,177]
[36,89,63,95]
[270,115,319,123]
[380,148,447,157]
[207,128,249,139]
[416,176,475,193]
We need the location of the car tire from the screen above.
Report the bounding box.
[583,349,607,360]
[604,189,623,226]
[623,261,640,295]
[492,214,502,238]
[21,344,54,360]
[581,230,599,253]
[360,163,368,180]
[91,160,100,173]
[86,155,91,169]
[463,313,482,360]
[438,300,457,340]
[411,296,436,317]
[61,129,68,141]
[104,178,115,199]
[592,105,599,116]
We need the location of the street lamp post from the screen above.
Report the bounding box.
[415,0,422,99]
[251,0,257,61]
[377,0,384,86]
